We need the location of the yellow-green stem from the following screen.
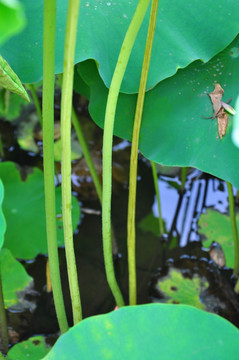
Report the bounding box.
[27,84,43,126]
[226,182,239,276]
[127,0,159,306]
[102,0,150,307]
[61,0,82,324]
[0,136,3,158]
[0,262,8,354]
[72,108,102,203]
[43,0,68,333]
[151,161,164,236]
[180,167,187,191]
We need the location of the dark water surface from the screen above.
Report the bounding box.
[0,99,238,347]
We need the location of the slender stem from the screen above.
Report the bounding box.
[72,106,120,254]
[102,0,150,307]
[127,0,159,306]
[61,0,82,324]
[0,261,8,354]
[235,278,239,293]
[0,136,3,158]
[72,108,102,203]
[226,182,239,276]
[236,189,239,203]
[43,0,68,333]
[46,258,52,292]
[180,167,187,191]
[26,84,43,126]
[151,161,164,236]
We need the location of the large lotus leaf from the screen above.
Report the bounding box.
[1,0,239,92]
[0,178,6,249]
[7,336,50,360]
[77,34,239,189]
[0,0,25,46]
[0,248,32,308]
[43,304,239,360]
[198,209,235,269]
[0,162,80,259]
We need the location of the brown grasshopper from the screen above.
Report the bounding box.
[202,84,236,139]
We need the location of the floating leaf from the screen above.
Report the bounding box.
[54,131,83,162]
[0,248,32,308]
[7,336,50,360]
[153,268,209,310]
[16,112,39,153]
[198,209,235,268]
[0,91,26,120]
[0,54,29,102]
[43,304,239,360]
[138,212,162,236]
[0,162,80,259]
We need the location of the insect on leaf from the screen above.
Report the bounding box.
[221,101,236,115]
[0,54,30,102]
[216,106,228,140]
[205,83,235,139]
[208,83,224,119]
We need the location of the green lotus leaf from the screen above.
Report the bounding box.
[138,212,162,236]
[77,34,239,188]
[0,0,26,46]
[43,304,239,360]
[54,132,83,162]
[0,162,80,259]
[198,209,235,269]
[154,268,209,310]
[0,248,32,308]
[1,0,239,93]
[7,336,50,359]
[0,90,26,119]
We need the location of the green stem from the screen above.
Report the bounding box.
[180,167,187,191]
[151,161,164,236]
[127,0,159,306]
[72,107,119,254]
[0,136,3,158]
[61,0,82,324]
[226,182,239,276]
[102,0,150,307]
[0,261,8,354]
[43,0,68,333]
[235,278,239,293]
[72,108,102,203]
[236,189,239,203]
[62,80,118,254]
[26,84,43,126]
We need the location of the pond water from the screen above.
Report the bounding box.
[0,95,238,349]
